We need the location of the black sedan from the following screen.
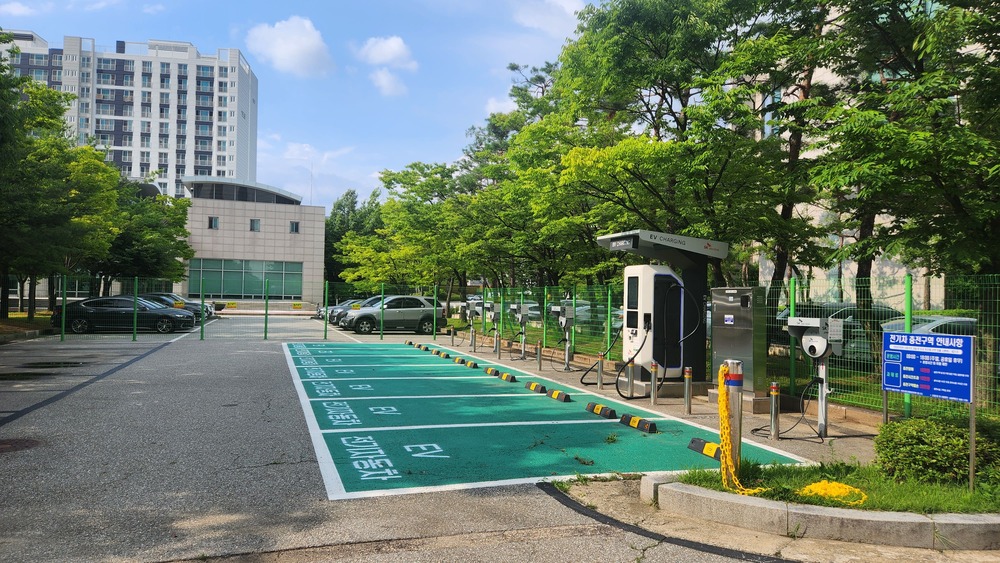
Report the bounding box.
[140,293,208,322]
[51,296,196,334]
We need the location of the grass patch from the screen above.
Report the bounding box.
[680,461,1000,513]
[0,313,53,334]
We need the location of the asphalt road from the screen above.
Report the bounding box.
[0,322,779,563]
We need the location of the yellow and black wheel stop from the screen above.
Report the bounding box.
[585,402,617,419]
[484,367,500,376]
[465,360,478,368]
[499,372,517,382]
[525,382,547,394]
[547,389,571,402]
[619,413,657,433]
[687,437,722,461]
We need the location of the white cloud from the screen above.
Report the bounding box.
[510,0,583,38]
[370,68,407,97]
[485,96,517,115]
[354,36,418,71]
[82,0,123,11]
[142,3,165,15]
[245,16,333,77]
[0,1,43,15]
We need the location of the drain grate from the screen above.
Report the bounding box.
[20,361,88,368]
[0,438,42,453]
[0,372,55,380]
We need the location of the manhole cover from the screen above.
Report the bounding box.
[20,362,87,368]
[0,439,42,453]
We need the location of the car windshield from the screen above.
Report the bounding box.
[137,297,167,309]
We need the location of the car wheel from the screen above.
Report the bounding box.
[416,317,436,335]
[355,317,375,334]
[155,318,175,334]
[70,318,90,334]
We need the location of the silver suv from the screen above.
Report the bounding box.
[341,295,446,334]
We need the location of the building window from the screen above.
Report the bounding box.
[187,259,304,300]
[207,216,219,230]
[289,221,300,234]
[249,219,261,232]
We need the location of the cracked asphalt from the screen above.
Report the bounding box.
[0,329,779,562]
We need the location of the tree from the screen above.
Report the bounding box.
[85,179,195,292]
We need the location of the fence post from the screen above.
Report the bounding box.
[542,286,548,349]
[199,275,205,341]
[606,285,612,356]
[60,274,67,341]
[264,279,269,340]
[903,273,913,418]
[132,278,138,342]
[323,281,329,340]
[788,278,797,397]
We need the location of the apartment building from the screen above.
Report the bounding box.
[6,32,327,306]
[8,31,258,197]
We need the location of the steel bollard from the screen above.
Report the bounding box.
[536,340,542,370]
[650,361,659,406]
[471,327,476,352]
[770,381,780,441]
[627,360,635,397]
[724,360,744,482]
[683,366,692,415]
[597,353,604,391]
[450,327,455,346]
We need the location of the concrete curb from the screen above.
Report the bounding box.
[0,328,55,343]
[641,477,1000,550]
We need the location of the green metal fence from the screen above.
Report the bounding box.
[41,273,999,417]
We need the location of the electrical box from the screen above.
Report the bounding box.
[623,264,685,381]
[710,287,767,395]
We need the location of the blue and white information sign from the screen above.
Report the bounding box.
[882,332,975,403]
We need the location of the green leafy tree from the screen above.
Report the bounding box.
[85,179,195,292]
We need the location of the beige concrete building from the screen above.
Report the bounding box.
[180,178,326,305]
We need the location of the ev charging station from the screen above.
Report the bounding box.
[509,303,530,360]
[550,304,575,371]
[787,316,843,437]
[597,230,729,396]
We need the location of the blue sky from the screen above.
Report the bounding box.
[1,0,586,211]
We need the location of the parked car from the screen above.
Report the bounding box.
[51,296,196,334]
[317,298,361,321]
[340,295,446,334]
[142,291,214,320]
[774,302,901,344]
[333,296,383,326]
[881,315,978,336]
[140,293,208,322]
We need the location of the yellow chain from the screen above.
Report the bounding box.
[717,363,767,496]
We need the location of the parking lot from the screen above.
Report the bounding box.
[0,320,869,562]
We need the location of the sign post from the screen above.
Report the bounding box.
[882,331,976,491]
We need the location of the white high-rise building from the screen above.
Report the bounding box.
[8,31,258,196]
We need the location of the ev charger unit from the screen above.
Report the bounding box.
[710,287,767,398]
[623,264,686,382]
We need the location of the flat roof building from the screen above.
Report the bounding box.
[8,31,258,197]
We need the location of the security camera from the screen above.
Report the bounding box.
[801,334,831,359]
[787,317,831,359]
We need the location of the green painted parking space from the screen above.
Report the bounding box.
[322,419,791,494]
[309,394,596,431]
[300,376,518,400]
[296,363,486,379]
[284,342,803,499]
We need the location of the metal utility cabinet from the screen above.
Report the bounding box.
[710,287,768,411]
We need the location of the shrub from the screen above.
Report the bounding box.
[875,416,1000,484]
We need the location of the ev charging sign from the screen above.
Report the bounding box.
[882,332,975,403]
